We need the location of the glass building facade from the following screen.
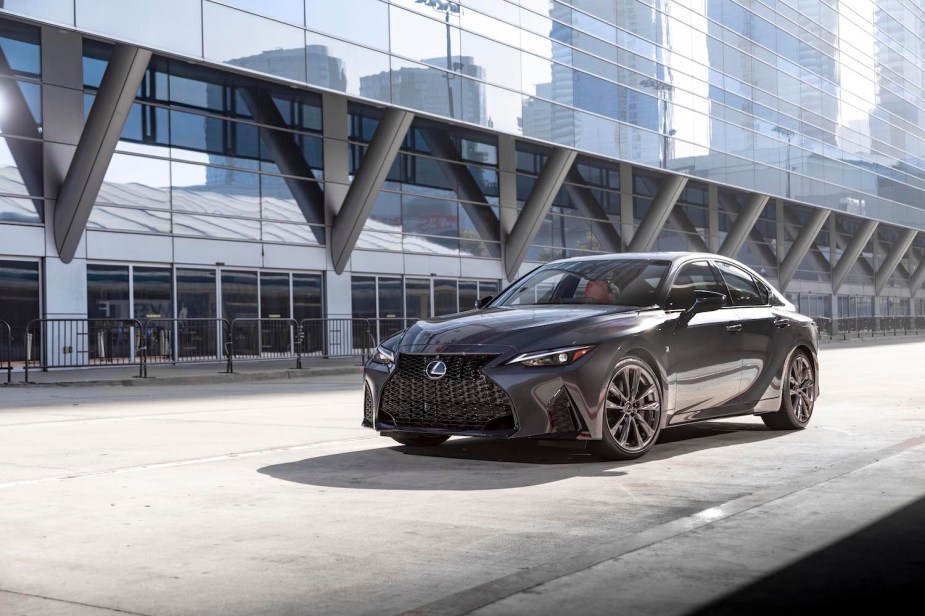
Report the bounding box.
[1,1,925,364]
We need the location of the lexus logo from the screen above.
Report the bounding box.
[425,360,447,380]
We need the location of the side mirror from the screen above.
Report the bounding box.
[678,290,726,326]
[475,295,494,309]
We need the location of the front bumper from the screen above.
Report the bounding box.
[364,348,612,440]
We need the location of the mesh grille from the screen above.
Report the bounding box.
[364,384,374,424]
[547,388,578,433]
[378,354,515,432]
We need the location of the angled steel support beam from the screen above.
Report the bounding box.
[832,219,875,276]
[239,86,325,244]
[0,47,43,212]
[831,219,878,294]
[718,192,778,268]
[54,44,152,262]
[563,168,621,253]
[667,205,709,252]
[504,148,577,280]
[873,236,910,280]
[719,193,768,258]
[627,174,687,252]
[781,208,833,273]
[331,108,413,274]
[875,228,918,296]
[778,208,830,290]
[419,128,500,256]
[910,250,925,297]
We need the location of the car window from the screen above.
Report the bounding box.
[715,261,765,306]
[496,259,669,307]
[665,261,726,310]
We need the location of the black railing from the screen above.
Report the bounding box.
[827,316,925,340]
[142,318,230,364]
[1,320,11,384]
[23,318,146,383]
[228,318,303,369]
[300,318,375,359]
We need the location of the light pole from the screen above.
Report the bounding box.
[639,78,674,168]
[416,0,460,118]
[772,125,795,199]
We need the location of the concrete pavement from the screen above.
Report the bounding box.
[0,341,923,615]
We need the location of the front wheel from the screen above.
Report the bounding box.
[388,432,450,447]
[591,357,663,461]
[761,350,815,430]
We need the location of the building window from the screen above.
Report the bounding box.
[0,259,40,362]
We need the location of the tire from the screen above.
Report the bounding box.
[591,356,664,461]
[761,350,815,430]
[388,432,451,447]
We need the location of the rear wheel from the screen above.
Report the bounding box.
[591,357,663,461]
[388,432,450,447]
[762,350,815,430]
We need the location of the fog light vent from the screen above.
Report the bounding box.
[363,384,374,426]
[547,388,578,433]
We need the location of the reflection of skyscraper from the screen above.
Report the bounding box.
[306,45,347,92]
[360,56,485,125]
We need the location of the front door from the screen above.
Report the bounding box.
[664,261,744,423]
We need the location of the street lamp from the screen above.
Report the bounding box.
[639,78,674,168]
[772,125,795,199]
[416,0,461,118]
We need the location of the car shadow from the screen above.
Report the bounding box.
[257,421,788,491]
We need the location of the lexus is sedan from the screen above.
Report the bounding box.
[362,253,819,460]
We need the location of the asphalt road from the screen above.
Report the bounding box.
[1,340,923,615]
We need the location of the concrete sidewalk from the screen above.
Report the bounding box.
[2,357,364,387]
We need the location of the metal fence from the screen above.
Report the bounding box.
[141,318,230,364]
[1,320,11,384]
[23,318,146,382]
[300,318,375,359]
[227,318,303,369]
[822,316,925,340]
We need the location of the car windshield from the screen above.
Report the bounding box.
[495,259,670,307]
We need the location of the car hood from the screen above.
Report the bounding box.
[396,305,643,354]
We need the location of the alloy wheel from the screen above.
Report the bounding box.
[605,363,661,452]
[789,354,815,422]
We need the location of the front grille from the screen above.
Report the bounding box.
[378,354,515,432]
[547,388,578,433]
[363,384,374,426]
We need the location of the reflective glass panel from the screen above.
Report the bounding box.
[306,32,391,99]
[405,278,430,320]
[306,0,389,49]
[203,1,306,82]
[98,154,170,209]
[434,278,457,315]
[177,269,217,319]
[133,267,172,319]
[76,0,202,57]
[87,264,130,319]
[0,259,39,361]
[215,0,304,25]
[260,272,290,319]
[293,274,322,321]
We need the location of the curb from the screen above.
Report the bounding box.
[3,365,364,388]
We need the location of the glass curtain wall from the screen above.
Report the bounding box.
[82,41,325,246]
[0,18,44,224]
[350,105,502,258]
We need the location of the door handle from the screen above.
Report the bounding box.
[725,323,743,333]
[774,317,791,328]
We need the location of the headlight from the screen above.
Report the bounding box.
[370,346,395,365]
[507,346,593,367]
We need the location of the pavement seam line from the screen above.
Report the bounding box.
[0,436,381,490]
[398,434,925,616]
[0,588,152,616]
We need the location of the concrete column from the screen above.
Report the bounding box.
[498,134,517,285]
[620,164,633,250]
[708,183,719,253]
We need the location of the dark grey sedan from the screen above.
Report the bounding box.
[363,253,819,460]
